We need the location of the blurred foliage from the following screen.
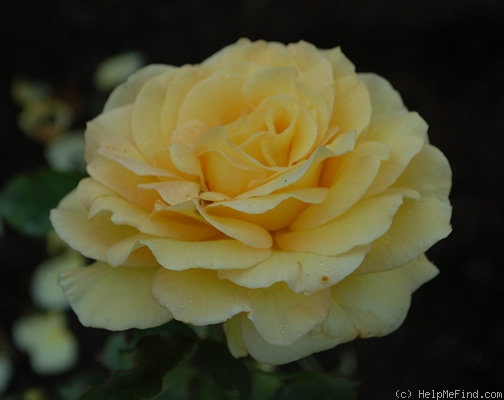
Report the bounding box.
[82,322,356,400]
[0,168,85,237]
[6,321,357,399]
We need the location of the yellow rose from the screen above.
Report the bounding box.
[50,39,452,365]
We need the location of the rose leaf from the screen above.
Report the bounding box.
[274,371,358,400]
[200,339,251,400]
[81,328,197,400]
[0,168,85,237]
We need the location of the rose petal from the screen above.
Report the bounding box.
[207,187,328,214]
[177,69,250,126]
[152,268,248,325]
[98,143,180,178]
[236,145,335,199]
[87,155,159,210]
[288,104,319,164]
[169,143,203,178]
[205,189,326,231]
[331,254,439,338]
[50,190,138,263]
[356,196,452,274]
[131,72,175,160]
[324,129,356,154]
[329,75,371,136]
[291,139,388,230]
[59,262,172,330]
[142,237,271,270]
[196,127,272,196]
[288,41,334,91]
[139,180,201,205]
[170,119,208,145]
[242,67,298,107]
[78,177,216,241]
[246,284,332,346]
[218,246,369,294]
[85,105,133,162]
[162,67,208,143]
[194,200,272,248]
[104,64,173,111]
[86,190,211,240]
[364,112,428,197]
[223,313,354,366]
[359,73,407,121]
[196,126,269,171]
[203,39,290,69]
[276,191,406,256]
[223,316,248,358]
[152,268,331,345]
[224,254,438,365]
[395,144,452,199]
[320,46,356,78]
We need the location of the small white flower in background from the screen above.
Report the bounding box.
[0,351,13,394]
[45,131,86,172]
[31,249,87,311]
[18,97,74,143]
[94,51,145,92]
[12,313,78,375]
[11,77,50,106]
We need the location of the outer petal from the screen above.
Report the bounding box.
[87,155,160,211]
[143,237,271,270]
[59,262,172,330]
[79,178,208,240]
[359,73,407,121]
[50,189,139,264]
[288,41,335,91]
[331,254,439,338]
[178,69,250,126]
[276,191,406,256]
[223,313,354,366]
[218,246,369,294]
[356,196,452,274]
[131,72,177,161]
[320,46,356,78]
[395,144,452,199]
[152,269,331,346]
[203,39,291,70]
[329,75,371,136]
[224,254,438,365]
[104,64,173,111]
[364,112,428,197]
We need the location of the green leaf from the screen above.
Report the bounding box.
[152,363,197,400]
[100,333,135,371]
[57,370,107,400]
[81,329,197,400]
[250,371,283,400]
[274,371,358,400]
[198,374,240,400]
[0,168,85,237]
[200,339,251,400]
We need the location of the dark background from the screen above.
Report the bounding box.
[1,1,503,398]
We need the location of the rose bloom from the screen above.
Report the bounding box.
[51,39,451,365]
